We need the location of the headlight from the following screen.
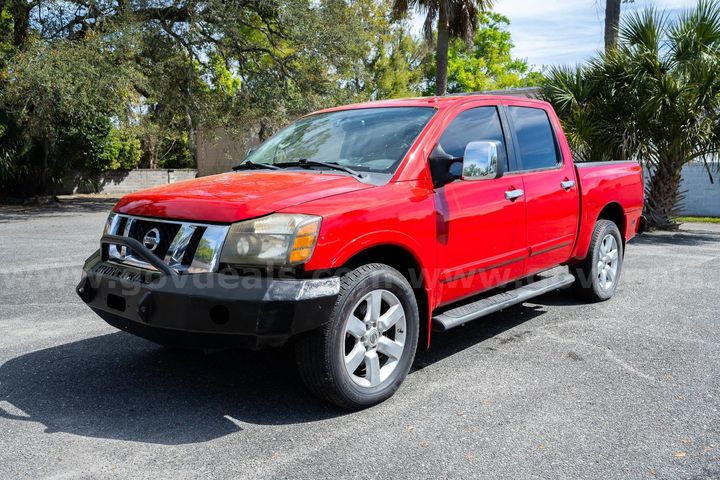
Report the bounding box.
[103,212,117,235]
[220,214,322,266]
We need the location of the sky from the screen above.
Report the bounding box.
[413,0,698,68]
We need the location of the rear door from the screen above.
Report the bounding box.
[434,103,527,305]
[505,103,579,274]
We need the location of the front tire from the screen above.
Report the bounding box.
[295,263,419,409]
[570,219,623,301]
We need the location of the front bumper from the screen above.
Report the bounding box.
[77,248,340,349]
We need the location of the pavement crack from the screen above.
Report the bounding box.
[603,348,656,382]
[540,331,657,382]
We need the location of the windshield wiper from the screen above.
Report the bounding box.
[277,159,364,178]
[232,160,282,171]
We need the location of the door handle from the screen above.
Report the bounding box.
[561,180,576,190]
[505,189,524,201]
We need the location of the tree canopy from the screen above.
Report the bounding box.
[392,0,495,95]
[426,12,541,94]
[0,0,539,195]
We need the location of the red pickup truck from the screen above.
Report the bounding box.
[78,95,644,408]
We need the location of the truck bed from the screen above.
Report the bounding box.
[571,160,645,261]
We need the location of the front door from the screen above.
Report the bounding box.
[433,104,527,305]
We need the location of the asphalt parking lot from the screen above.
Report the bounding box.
[0,199,718,479]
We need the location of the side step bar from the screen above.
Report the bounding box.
[432,273,575,332]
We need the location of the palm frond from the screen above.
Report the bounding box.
[669,0,720,62]
[619,7,667,55]
[543,1,720,227]
[391,0,412,20]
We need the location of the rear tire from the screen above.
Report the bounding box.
[295,263,419,409]
[570,219,623,301]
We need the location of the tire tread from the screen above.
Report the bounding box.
[571,219,623,301]
[295,263,416,409]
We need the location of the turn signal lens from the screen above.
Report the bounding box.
[289,248,313,264]
[288,221,320,263]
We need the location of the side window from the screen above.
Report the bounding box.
[437,107,509,171]
[508,106,560,170]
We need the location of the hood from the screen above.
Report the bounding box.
[114,171,374,223]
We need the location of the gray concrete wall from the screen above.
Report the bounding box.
[61,169,197,195]
[678,163,720,216]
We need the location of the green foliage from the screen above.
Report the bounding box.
[0,0,537,195]
[158,132,194,169]
[209,54,242,96]
[392,0,496,94]
[542,1,720,228]
[371,25,429,99]
[341,1,429,100]
[0,36,137,193]
[97,128,143,171]
[673,216,720,224]
[0,5,13,61]
[435,12,541,93]
[541,65,605,162]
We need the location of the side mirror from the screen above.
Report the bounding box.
[428,145,462,189]
[428,140,504,189]
[461,141,503,181]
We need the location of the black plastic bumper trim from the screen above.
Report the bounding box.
[78,253,339,349]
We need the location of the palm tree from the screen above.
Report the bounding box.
[392,0,495,95]
[543,1,720,229]
[605,0,622,49]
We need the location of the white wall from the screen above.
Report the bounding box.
[678,163,720,217]
[62,169,198,195]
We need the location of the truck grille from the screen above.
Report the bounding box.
[104,214,229,273]
[127,219,181,260]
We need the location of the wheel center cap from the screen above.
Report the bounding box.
[365,328,379,348]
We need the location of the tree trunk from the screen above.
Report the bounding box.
[11,1,31,47]
[604,0,622,50]
[644,158,684,230]
[186,110,197,166]
[435,6,449,96]
[41,134,51,195]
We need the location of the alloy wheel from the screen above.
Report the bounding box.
[342,289,407,388]
[597,234,619,290]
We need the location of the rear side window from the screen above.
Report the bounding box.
[436,107,509,171]
[508,106,560,171]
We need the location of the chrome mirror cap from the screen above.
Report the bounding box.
[461,141,504,181]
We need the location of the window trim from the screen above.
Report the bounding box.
[503,105,564,174]
[431,104,517,175]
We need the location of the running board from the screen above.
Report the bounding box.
[432,273,575,332]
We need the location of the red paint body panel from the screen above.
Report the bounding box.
[111,95,645,349]
[114,171,373,223]
[434,174,527,305]
[521,165,580,274]
[570,161,644,261]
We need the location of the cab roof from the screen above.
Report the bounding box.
[315,94,550,114]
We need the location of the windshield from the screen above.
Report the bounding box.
[245,107,436,175]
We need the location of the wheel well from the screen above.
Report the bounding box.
[342,245,430,351]
[597,202,625,239]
